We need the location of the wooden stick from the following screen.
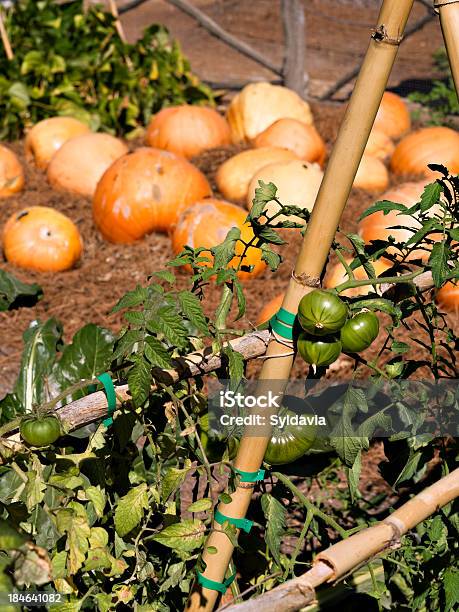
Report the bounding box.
[437,0,459,99]
[186,2,415,610]
[281,0,307,96]
[221,467,459,612]
[108,0,127,43]
[163,0,282,76]
[0,10,13,61]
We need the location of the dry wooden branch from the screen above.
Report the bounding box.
[0,10,13,60]
[317,11,435,100]
[221,467,459,612]
[163,0,282,76]
[281,0,306,96]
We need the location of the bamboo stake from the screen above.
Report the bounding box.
[436,0,459,98]
[281,0,307,96]
[221,467,459,612]
[0,10,13,61]
[186,2,415,610]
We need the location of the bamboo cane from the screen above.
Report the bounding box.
[221,467,459,612]
[0,10,13,61]
[185,2,415,610]
[436,0,459,98]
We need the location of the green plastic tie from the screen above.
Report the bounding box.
[269,316,294,340]
[214,509,253,533]
[196,570,236,594]
[276,307,296,326]
[97,373,117,427]
[234,467,265,483]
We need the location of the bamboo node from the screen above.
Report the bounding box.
[370,25,404,46]
[291,271,321,288]
[434,0,459,12]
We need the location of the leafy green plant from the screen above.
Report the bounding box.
[0,0,214,139]
[0,170,457,610]
[0,269,42,311]
[409,48,459,124]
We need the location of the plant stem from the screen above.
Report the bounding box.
[215,284,234,332]
[335,270,423,294]
[283,506,314,580]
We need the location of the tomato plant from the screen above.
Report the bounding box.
[340,311,380,353]
[297,333,342,366]
[263,409,316,465]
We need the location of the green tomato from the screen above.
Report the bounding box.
[297,333,342,367]
[199,414,238,462]
[340,311,379,353]
[20,415,61,447]
[298,290,348,336]
[264,409,316,465]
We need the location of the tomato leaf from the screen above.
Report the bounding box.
[114,483,149,537]
[0,270,42,312]
[261,493,286,567]
[153,520,205,552]
[428,242,451,287]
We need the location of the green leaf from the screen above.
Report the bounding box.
[0,520,26,550]
[0,269,42,311]
[178,291,208,334]
[444,568,459,612]
[257,226,285,245]
[144,336,172,369]
[161,463,191,502]
[14,318,62,413]
[261,493,286,566]
[85,486,106,518]
[186,498,212,513]
[223,346,244,391]
[111,285,148,313]
[114,483,149,537]
[358,200,407,221]
[212,227,240,269]
[148,307,188,348]
[420,181,442,212]
[391,341,410,354]
[347,451,362,503]
[428,242,450,287]
[394,451,422,487]
[152,519,205,552]
[261,244,281,272]
[127,356,151,407]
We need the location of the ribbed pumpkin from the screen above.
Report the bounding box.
[216,147,297,202]
[247,160,323,225]
[435,282,459,319]
[353,155,389,193]
[227,82,313,143]
[390,126,459,177]
[358,181,437,261]
[324,258,391,298]
[374,92,411,139]
[171,199,266,280]
[253,119,326,165]
[93,148,211,243]
[0,145,24,197]
[145,105,231,158]
[25,117,91,170]
[364,128,395,160]
[3,206,83,272]
[47,133,128,197]
[257,293,284,326]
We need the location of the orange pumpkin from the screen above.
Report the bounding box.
[0,145,24,197]
[171,198,266,280]
[364,128,395,160]
[253,119,326,165]
[227,82,313,143]
[145,105,231,159]
[435,282,459,320]
[3,206,83,272]
[25,117,91,170]
[390,126,459,177]
[324,258,392,298]
[47,133,128,197]
[93,148,211,243]
[374,92,411,139]
[257,293,284,326]
[216,147,297,202]
[358,181,438,261]
[353,155,389,193]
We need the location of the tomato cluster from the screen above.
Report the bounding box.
[19,414,61,447]
[297,290,380,367]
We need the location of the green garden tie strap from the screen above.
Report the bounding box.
[97,373,117,427]
[196,570,236,594]
[269,316,294,340]
[214,509,253,534]
[276,307,296,326]
[234,467,265,483]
